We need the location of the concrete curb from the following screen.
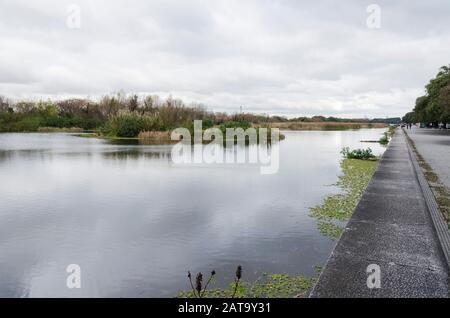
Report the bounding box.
[404,129,450,270]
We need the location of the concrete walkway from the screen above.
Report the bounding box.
[310,129,450,298]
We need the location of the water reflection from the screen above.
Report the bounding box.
[0,129,386,297]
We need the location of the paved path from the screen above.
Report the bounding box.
[310,129,450,298]
[406,127,450,190]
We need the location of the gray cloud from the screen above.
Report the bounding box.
[0,0,449,117]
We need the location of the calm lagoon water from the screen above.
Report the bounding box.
[0,129,386,297]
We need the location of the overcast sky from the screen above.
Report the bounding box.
[1,0,449,118]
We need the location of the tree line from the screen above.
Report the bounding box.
[0,92,397,137]
[403,65,450,125]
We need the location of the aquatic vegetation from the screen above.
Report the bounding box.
[341,147,376,160]
[379,132,389,145]
[310,158,378,240]
[388,125,397,137]
[178,272,315,298]
[379,126,396,145]
[232,265,243,298]
[185,266,243,299]
[317,221,345,240]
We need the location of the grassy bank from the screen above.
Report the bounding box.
[310,158,379,240]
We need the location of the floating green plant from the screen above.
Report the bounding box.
[317,221,344,241]
[310,158,378,240]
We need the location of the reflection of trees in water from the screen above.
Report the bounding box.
[0,148,171,162]
[100,149,172,161]
[0,150,14,162]
[0,143,272,163]
[0,149,51,162]
[99,143,275,164]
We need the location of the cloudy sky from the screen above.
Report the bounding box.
[0,0,449,118]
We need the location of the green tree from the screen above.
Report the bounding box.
[407,65,450,125]
[438,85,450,123]
[425,65,450,125]
[413,95,429,123]
[402,111,416,124]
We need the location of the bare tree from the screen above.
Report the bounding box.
[0,96,11,113]
[57,99,89,117]
[128,94,139,112]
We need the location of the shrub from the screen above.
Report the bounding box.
[379,132,389,145]
[219,120,251,133]
[104,113,144,137]
[1,115,43,132]
[103,113,164,137]
[341,147,376,160]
